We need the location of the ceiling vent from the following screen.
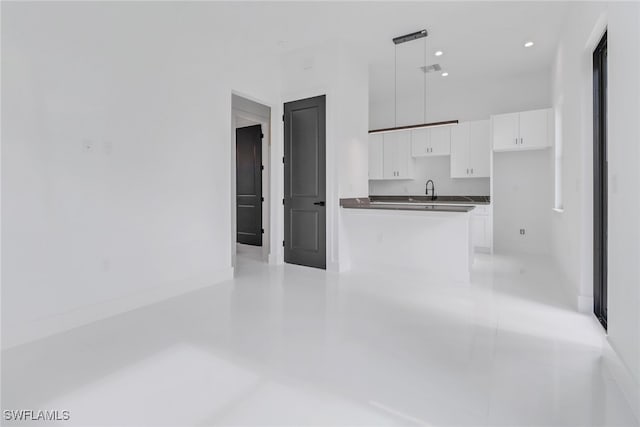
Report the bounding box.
[420,64,442,73]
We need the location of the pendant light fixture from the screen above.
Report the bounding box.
[369,29,458,135]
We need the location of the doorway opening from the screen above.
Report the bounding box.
[593,30,607,330]
[232,94,271,266]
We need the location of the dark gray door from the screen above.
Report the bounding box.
[236,125,262,246]
[284,95,326,269]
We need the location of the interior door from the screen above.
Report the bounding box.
[284,95,326,269]
[519,109,549,149]
[492,112,519,151]
[236,125,262,246]
[450,123,470,178]
[468,120,490,177]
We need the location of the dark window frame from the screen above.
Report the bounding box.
[593,30,608,330]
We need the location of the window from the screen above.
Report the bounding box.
[593,30,607,330]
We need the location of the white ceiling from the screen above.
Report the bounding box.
[207,1,571,80]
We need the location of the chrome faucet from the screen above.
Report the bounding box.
[425,180,436,200]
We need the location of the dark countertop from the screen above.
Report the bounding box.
[340,197,476,213]
[369,195,490,205]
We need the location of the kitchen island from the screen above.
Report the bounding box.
[340,198,474,283]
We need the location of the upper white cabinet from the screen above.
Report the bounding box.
[368,132,413,180]
[411,126,451,157]
[368,133,384,179]
[450,120,490,178]
[492,108,551,151]
[383,131,413,179]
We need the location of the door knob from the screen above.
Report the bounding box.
[313,201,325,206]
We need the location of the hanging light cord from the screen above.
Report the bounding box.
[424,35,427,124]
[394,44,397,127]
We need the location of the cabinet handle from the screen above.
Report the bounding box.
[515,137,518,144]
[466,168,469,175]
[471,168,474,174]
[520,138,523,144]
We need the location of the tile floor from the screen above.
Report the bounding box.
[2,247,638,426]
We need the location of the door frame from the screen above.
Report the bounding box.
[593,30,608,330]
[231,95,272,268]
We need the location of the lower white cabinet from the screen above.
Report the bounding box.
[369,132,413,180]
[451,120,490,178]
[471,205,492,252]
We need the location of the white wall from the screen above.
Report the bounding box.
[370,69,552,129]
[607,3,640,416]
[1,2,283,348]
[551,1,640,417]
[493,150,553,255]
[280,42,369,272]
[369,66,550,200]
[370,156,490,196]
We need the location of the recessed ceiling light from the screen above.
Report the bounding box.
[435,50,444,56]
[524,41,534,48]
[441,72,449,77]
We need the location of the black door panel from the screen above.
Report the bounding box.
[284,95,326,269]
[236,125,262,246]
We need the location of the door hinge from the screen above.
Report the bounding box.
[260,133,264,139]
[261,165,264,171]
[261,197,264,202]
[282,114,285,122]
[283,240,285,247]
[282,156,285,163]
[282,198,285,205]
[261,228,264,234]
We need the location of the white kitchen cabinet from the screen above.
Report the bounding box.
[468,121,490,177]
[491,113,519,151]
[369,132,413,180]
[519,109,549,149]
[450,120,490,178]
[450,124,469,178]
[368,134,384,179]
[383,131,413,179]
[492,108,551,151]
[471,204,493,252]
[411,126,451,157]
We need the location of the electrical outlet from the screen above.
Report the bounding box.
[520,229,526,235]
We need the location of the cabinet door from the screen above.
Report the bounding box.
[429,126,451,156]
[519,109,549,149]
[368,134,384,179]
[395,131,413,179]
[410,128,429,157]
[471,215,488,248]
[468,120,490,178]
[382,133,398,179]
[492,112,519,151]
[450,123,470,178]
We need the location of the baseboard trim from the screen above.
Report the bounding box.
[577,294,594,313]
[2,267,234,350]
[603,337,640,422]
